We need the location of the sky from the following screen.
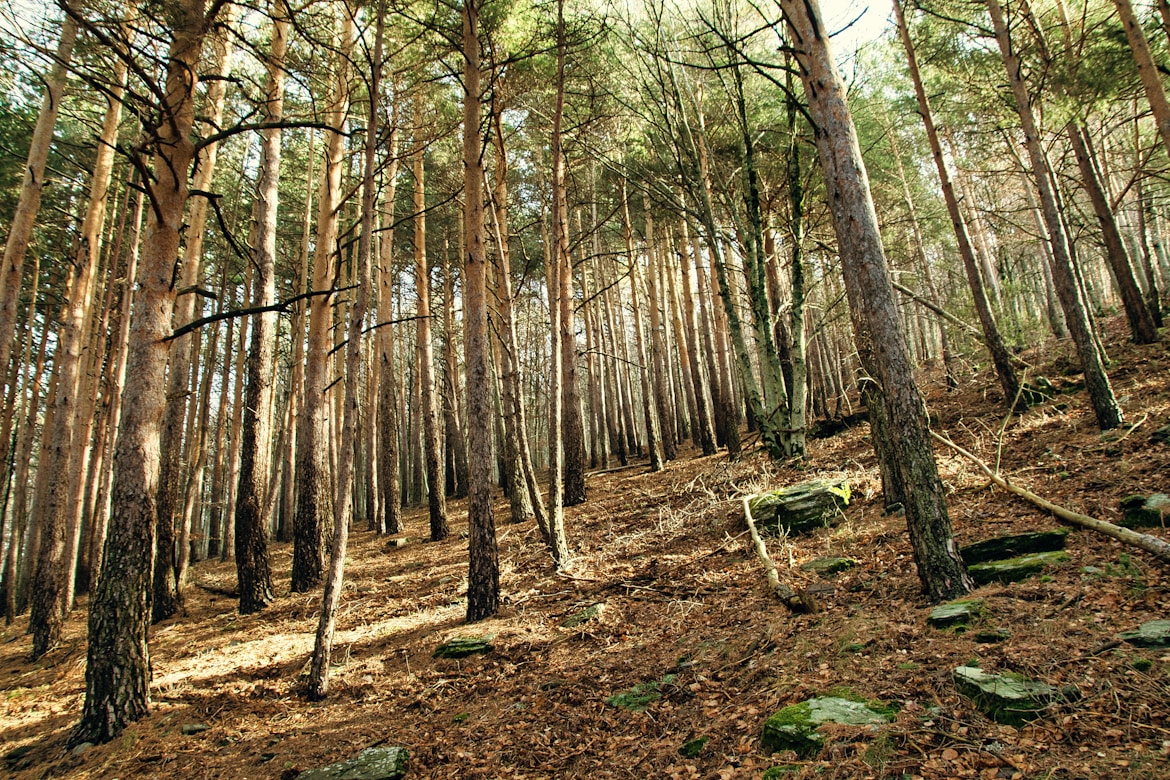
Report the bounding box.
[819,0,896,56]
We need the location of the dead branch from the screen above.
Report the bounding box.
[932,431,1170,565]
[742,496,817,613]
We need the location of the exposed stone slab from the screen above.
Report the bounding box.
[1119,495,1169,529]
[748,480,850,536]
[1118,619,1170,648]
[927,599,985,629]
[433,637,494,659]
[760,696,894,758]
[800,557,857,578]
[561,602,604,628]
[953,666,1077,726]
[960,530,1068,565]
[968,551,1069,585]
[297,747,409,780]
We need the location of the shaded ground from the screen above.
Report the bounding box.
[3,317,1169,779]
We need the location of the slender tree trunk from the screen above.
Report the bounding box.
[622,180,664,472]
[987,0,1121,430]
[780,0,971,601]
[464,0,503,619]
[0,12,78,429]
[234,0,287,614]
[1115,0,1170,161]
[29,39,126,655]
[441,246,469,499]
[73,0,215,744]
[892,0,1023,409]
[412,120,448,541]
[676,218,716,455]
[644,212,676,461]
[293,2,355,591]
[551,2,586,507]
[307,0,381,699]
[377,122,401,535]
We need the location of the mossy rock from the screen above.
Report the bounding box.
[433,637,494,659]
[297,747,409,780]
[960,530,1068,565]
[679,736,708,758]
[1117,619,1170,648]
[761,696,894,758]
[561,602,604,628]
[953,666,1077,726]
[606,675,675,712]
[974,628,1011,644]
[749,480,850,536]
[927,599,985,629]
[1119,495,1169,529]
[968,551,1069,585]
[800,557,858,578]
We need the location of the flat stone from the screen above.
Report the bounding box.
[433,637,494,659]
[1119,495,1169,529]
[1118,619,1170,648]
[953,666,1077,726]
[561,602,604,628]
[70,742,94,757]
[749,480,851,536]
[927,599,985,629]
[606,675,676,712]
[760,696,894,758]
[960,530,1068,565]
[968,551,1069,585]
[974,628,1011,643]
[800,557,857,578]
[180,723,210,736]
[297,747,409,780]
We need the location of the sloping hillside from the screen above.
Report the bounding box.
[3,319,1169,779]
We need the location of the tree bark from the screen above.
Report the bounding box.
[292,2,355,592]
[307,0,382,699]
[464,0,502,621]
[234,0,287,614]
[779,0,971,601]
[73,0,215,744]
[986,0,1121,430]
[412,119,449,541]
[892,0,1023,410]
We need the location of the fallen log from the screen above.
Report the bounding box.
[932,431,1170,565]
[742,496,818,613]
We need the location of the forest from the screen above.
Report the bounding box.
[0,0,1168,776]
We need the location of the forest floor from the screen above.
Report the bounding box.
[3,316,1170,780]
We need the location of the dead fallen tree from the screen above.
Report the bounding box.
[742,496,817,613]
[932,431,1170,565]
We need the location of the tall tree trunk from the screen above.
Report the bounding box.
[622,180,664,472]
[1115,0,1170,161]
[441,246,469,499]
[675,217,716,455]
[376,121,401,535]
[644,212,676,461]
[0,12,78,435]
[152,7,236,623]
[464,0,503,619]
[293,2,355,592]
[73,0,216,744]
[307,0,381,699]
[234,0,287,614]
[551,2,586,507]
[892,0,1023,410]
[987,0,1121,430]
[412,119,449,541]
[779,0,971,601]
[28,37,127,655]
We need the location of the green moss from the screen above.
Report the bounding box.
[762,766,800,779]
[606,674,676,712]
[679,736,708,758]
